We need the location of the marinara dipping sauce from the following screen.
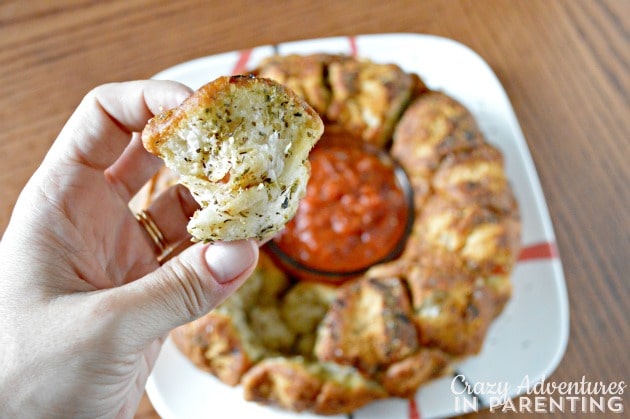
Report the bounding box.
[271,139,411,283]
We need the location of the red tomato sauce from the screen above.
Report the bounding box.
[273,142,410,278]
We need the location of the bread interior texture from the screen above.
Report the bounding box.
[147,76,323,242]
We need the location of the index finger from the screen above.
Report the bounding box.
[47,80,192,171]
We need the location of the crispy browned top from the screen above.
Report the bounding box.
[142,75,320,157]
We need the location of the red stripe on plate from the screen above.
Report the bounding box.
[348,36,358,57]
[409,398,421,419]
[231,49,253,75]
[518,242,558,262]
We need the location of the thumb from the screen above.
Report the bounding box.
[112,239,258,346]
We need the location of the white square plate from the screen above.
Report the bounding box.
[146,33,569,419]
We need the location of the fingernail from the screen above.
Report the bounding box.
[204,240,257,284]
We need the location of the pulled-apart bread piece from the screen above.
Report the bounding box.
[142,75,324,242]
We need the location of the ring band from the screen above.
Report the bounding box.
[135,209,169,259]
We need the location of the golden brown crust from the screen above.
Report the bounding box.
[391,91,486,177]
[171,312,255,386]
[242,358,323,412]
[416,197,519,272]
[381,349,450,398]
[315,378,386,415]
[407,254,510,355]
[253,54,424,147]
[326,59,419,147]
[242,357,386,414]
[315,277,419,374]
[143,75,320,156]
[253,54,346,115]
[432,142,518,215]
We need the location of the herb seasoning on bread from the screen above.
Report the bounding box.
[142,75,324,242]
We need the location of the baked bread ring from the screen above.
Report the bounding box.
[143,54,521,415]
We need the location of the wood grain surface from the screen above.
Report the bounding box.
[1,1,628,418]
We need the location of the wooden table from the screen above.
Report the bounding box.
[1,1,628,418]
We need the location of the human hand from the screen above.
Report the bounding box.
[0,81,259,418]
